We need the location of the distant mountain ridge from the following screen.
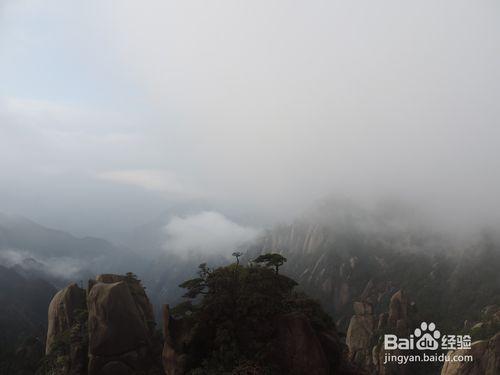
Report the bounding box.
[246,200,500,330]
[0,264,56,374]
[0,212,116,259]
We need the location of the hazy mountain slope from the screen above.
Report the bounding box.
[125,203,257,316]
[141,251,231,318]
[0,265,57,374]
[246,200,500,333]
[0,212,115,259]
[0,265,56,343]
[0,212,143,285]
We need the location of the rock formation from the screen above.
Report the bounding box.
[346,301,375,370]
[45,282,87,375]
[441,333,500,375]
[162,304,190,375]
[441,305,500,375]
[162,306,359,375]
[274,312,330,375]
[46,283,86,354]
[44,274,162,375]
[346,289,416,375]
[87,278,159,374]
[387,289,409,333]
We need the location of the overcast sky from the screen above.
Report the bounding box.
[0,0,499,239]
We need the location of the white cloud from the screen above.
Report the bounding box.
[164,211,259,258]
[0,248,85,279]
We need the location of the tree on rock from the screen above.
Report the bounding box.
[170,255,348,374]
[232,251,243,267]
[253,253,287,275]
[178,263,211,298]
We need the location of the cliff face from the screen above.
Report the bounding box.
[249,221,353,321]
[440,333,500,375]
[246,219,427,328]
[245,205,500,375]
[345,290,418,375]
[44,270,362,375]
[161,304,192,375]
[159,259,369,375]
[44,274,162,375]
[46,283,86,355]
[45,283,87,375]
[252,223,499,317]
[161,303,360,375]
[346,301,376,371]
[273,312,334,375]
[441,305,500,375]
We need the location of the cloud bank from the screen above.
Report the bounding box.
[0,248,86,280]
[0,1,499,237]
[164,212,259,259]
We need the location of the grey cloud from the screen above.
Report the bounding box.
[164,212,260,259]
[0,1,499,238]
[0,248,86,280]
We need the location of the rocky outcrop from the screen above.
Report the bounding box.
[88,283,149,373]
[45,283,87,375]
[346,302,375,370]
[469,305,500,340]
[388,290,408,331]
[441,305,500,375]
[441,333,500,375]
[162,308,359,375]
[346,290,416,375]
[87,274,162,375]
[274,312,330,375]
[44,274,162,375]
[46,283,86,354]
[162,304,190,375]
[95,274,155,325]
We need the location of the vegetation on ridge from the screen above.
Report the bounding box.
[172,253,338,374]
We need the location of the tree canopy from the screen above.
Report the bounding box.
[253,253,287,274]
[173,253,334,374]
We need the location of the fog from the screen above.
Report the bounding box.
[164,211,259,259]
[0,1,499,241]
[0,248,86,279]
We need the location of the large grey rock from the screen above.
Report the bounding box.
[88,281,150,357]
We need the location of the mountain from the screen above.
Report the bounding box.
[42,274,163,375]
[245,199,500,374]
[141,251,230,319]
[0,265,56,343]
[123,200,216,252]
[39,268,362,375]
[0,212,116,259]
[0,210,228,322]
[0,212,143,286]
[2,201,500,374]
[0,265,57,374]
[124,203,255,318]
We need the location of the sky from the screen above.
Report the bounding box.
[0,0,500,240]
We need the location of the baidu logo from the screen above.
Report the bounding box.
[414,322,440,350]
[384,322,470,351]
